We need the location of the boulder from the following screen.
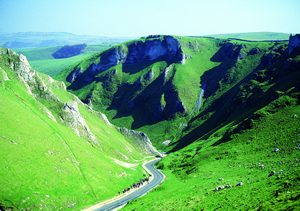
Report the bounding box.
[216,185,224,190]
[236,182,243,186]
[268,171,275,177]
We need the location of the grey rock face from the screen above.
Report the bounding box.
[67,68,82,83]
[61,101,96,141]
[162,140,171,146]
[16,54,38,83]
[124,36,181,64]
[288,34,300,54]
[0,66,9,82]
[144,69,155,82]
[14,54,59,101]
[118,127,161,156]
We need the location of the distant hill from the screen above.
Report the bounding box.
[0,32,136,49]
[52,43,87,59]
[206,32,291,40]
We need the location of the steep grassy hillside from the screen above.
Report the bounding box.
[0,47,159,210]
[54,34,300,154]
[123,88,300,210]
[13,43,114,76]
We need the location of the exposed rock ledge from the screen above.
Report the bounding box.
[118,127,162,157]
[60,101,96,142]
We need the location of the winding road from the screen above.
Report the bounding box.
[84,158,165,211]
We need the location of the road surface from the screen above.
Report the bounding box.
[89,158,165,211]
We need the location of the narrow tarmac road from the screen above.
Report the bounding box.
[87,158,165,211]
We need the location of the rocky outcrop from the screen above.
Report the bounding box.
[162,140,171,146]
[0,66,9,82]
[144,69,155,82]
[14,54,59,101]
[67,68,82,83]
[60,101,96,141]
[118,127,161,157]
[124,35,181,64]
[288,34,300,54]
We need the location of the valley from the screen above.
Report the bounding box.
[0,32,300,210]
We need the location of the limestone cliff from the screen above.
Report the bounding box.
[66,35,182,83]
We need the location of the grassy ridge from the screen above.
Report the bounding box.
[0,48,153,210]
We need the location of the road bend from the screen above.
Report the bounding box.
[87,158,165,211]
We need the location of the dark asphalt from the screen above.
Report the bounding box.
[92,159,164,211]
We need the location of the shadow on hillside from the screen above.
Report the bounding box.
[67,57,171,92]
[167,68,259,153]
[198,45,239,100]
[168,47,292,152]
[108,57,182,129]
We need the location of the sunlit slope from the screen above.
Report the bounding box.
[0,47,155,210]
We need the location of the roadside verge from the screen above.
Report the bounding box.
[82,157,166,211]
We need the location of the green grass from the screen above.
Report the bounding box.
[122,91,300,210]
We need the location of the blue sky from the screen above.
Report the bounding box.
[0,0,299,37]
